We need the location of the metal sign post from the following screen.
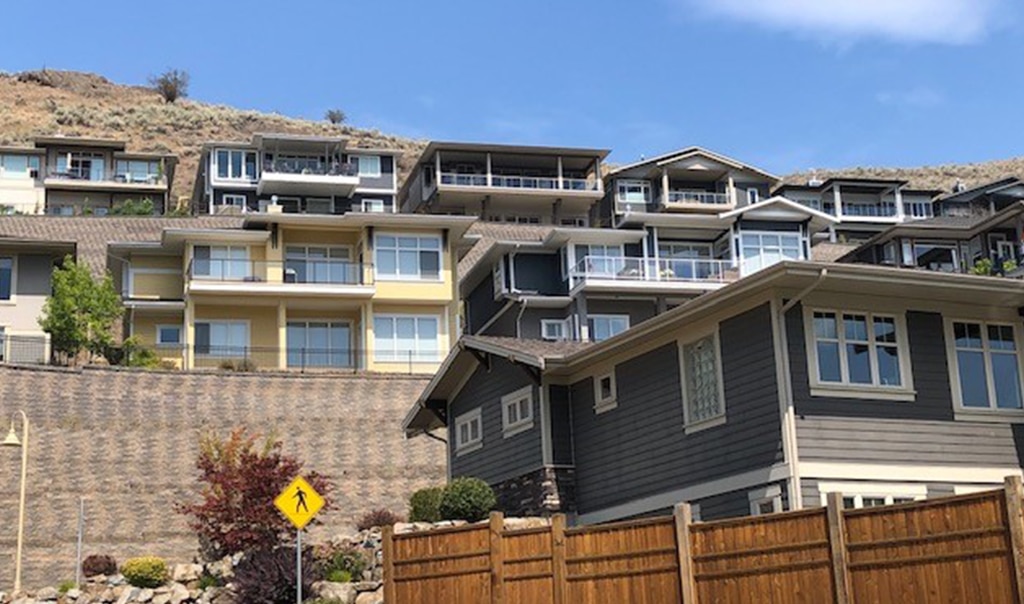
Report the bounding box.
[296,528,302,604]
[274,476,324,604]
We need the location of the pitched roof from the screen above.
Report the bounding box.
[810,242,860,263]
[469,335,594,363]
[607,146,779,182]
[458,222,554,284]
[0,216,244,274]
[938,177,1024,202]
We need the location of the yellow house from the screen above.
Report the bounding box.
[109,212,476,373]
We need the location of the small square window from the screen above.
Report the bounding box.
[594,371,617,413]
[156,325,182,346]
[541,319,567,341]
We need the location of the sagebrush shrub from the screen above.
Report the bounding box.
[81,553,117,577]
[356,508,404,531]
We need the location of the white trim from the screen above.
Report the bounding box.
[593,371,617,414]
[540,383,553,465]
[541,318,569,342]
[360,198,386,213]
[576,464,791,525]
[804,307,915,398]
[816,481,927,508]
[454,407,483,456]
[501,385,535,438]
[748,484,783,515]
[945,318,1024,417]
[374,232,443,282]
[800,462,1023,484]
[679,327,726,434]
[771,296,802,510]
[588,314,630,342]
[953,484,1002,495]
[351,154,382,177]
[217,193,247,209]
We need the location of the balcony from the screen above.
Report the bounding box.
[663,190,733,211]
[438,172,600,193]
[569,256,732,293]
[841,204,898,218]
[257,160,360,197]
[43,166,167,190]
[187,258,374,297]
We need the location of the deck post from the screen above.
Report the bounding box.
[674,503,698,604]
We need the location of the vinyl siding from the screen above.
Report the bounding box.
[549,384,574,466]
[800,478,999,508]
[569,304,783,514]
[465,274,506,335]
[448,357,543,484]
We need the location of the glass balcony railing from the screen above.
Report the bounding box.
[666,191,731,205]
[570,256,730,285]
[188,259,370,285]
[438,172,600,191]
[842,204,898,217]
[45,166,166,185]
[262,160,358,177]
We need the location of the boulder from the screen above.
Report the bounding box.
[136,587,155,602]
[312,581,358,604]
[35,586,60,600]
[115,587,139,604]
[171,563,203,583]
[151,594,171,604]
[355,588,384,604]
[168,583,190,604]
[65,588,82,600]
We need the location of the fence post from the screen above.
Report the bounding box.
[382,524,397,604]
[489,511,505,604]
[1003,475,1024,603]
[826,492,853,604]
[551,514,567,604]
[673,503,698,604]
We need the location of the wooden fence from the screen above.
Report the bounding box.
[383,476,1024,603]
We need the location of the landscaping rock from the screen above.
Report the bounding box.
[170,563,202,584]
[355,588,385,604]
[35,586,60,600]
[313,580,358,604]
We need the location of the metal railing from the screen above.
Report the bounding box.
[184,345,440,374]
[44,166,166,185]
[187,259,370,285]
[571,255,730,285]
[262,160,358,177]
[666,190,731,205]
[0,334,51,365]
[439,172,600,191]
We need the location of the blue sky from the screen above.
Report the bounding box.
[0,0,1020,174]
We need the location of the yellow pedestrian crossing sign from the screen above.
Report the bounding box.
[274,476,325,530]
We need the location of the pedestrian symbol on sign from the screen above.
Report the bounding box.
[294,485,309,514]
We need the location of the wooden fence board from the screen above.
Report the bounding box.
[384,480,1024,603]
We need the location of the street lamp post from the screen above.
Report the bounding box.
[2,411,29,594]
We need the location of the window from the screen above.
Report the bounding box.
[286,321,351,368]
[589,315,629,342]
[455,408,483,454]
[616,179,650,210]
[0,257,12,300]
[949,321,1024,412]
[541,319,569,342]
[740,231,803,275]
[192,245,250,280]
[361,198,386,213]
[214,194,247,211]
[305,198,333,214]
[817,482,926,509]
[285,246,353,284]
[913,241,958,272]
[375,234,442,281]
[214,149,258,181]
[680,332,725,432]
[115,160,160,183]
[576,244,625,277]
[373,315,440,363]
[352,155,381,177]
[0,154,39,178]
[903,200,934,219]
[194,321,249,357]
[501,386,534,437]
[749,485,783,515]
[809,310,909,394]
[594,371,617,413]
[155,325,181,347]
[746,188,760,205]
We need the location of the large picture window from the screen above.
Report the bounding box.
[373,315,440,363]
[352,155,382,177]
[215,149,258,181]
[375,234,442,281]
[949,321,1024,411]
[195,321,249,357]
[286,321,351,368]
[740,231,803,275]
[807,309,912,397]
[680,332,725,431]
[285,246,354,284]
[589,315,629,342]
[192,245,250,280]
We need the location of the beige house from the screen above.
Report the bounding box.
[0,236,73,362]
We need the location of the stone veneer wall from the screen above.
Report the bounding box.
[0,364,445,590]
[493,466,576,516]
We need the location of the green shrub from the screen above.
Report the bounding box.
[198,573,219,590]
[356,508,404,531]
[58,579,76,594]
[110,198,155,216]
[439,477,497,522]
[408,486,444,523]
[313,543,368,583]
[326,569,352,583]
[82,553,117,577]
[120,556,169,588]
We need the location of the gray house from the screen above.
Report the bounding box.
[405,261,1024,523]
[193,133,401,215]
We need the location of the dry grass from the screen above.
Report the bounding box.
[0,70,426,209]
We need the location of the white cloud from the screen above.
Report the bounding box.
[688,0,1002,44]
[875,87,944,108]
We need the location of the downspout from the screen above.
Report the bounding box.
[515,298,529,339]
[775,267,827,510]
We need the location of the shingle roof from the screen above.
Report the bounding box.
[469,335,594,360]
[458,222,554,283]
[0,216,244,274]
[810,242,860,263]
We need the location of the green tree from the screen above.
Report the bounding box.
[39,256,123,363]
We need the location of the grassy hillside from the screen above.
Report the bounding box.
[1,69,1022,207]
[0,70,426,210]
